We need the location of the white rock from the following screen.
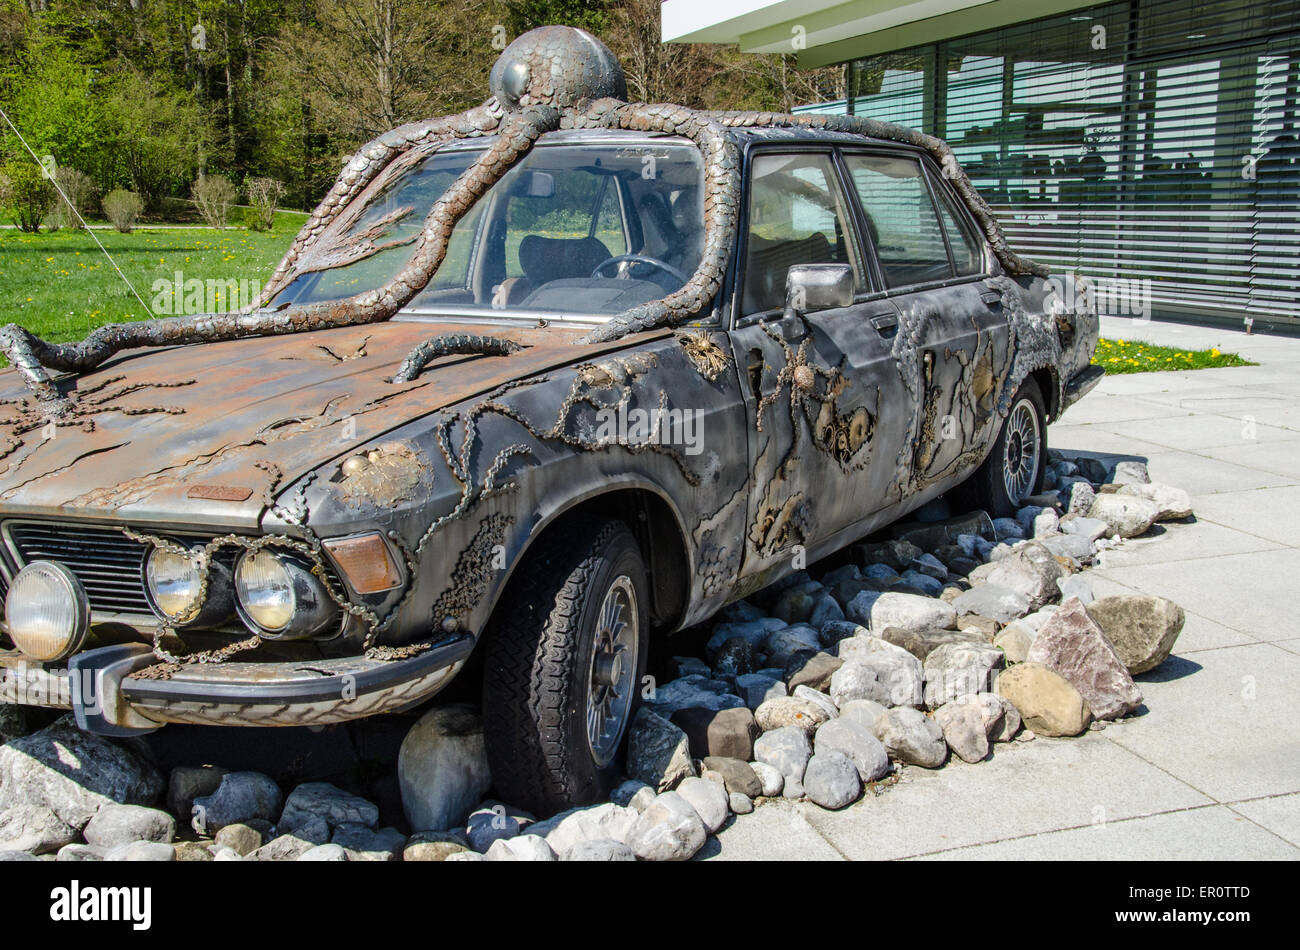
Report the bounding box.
[749,761,784,798]
[675,776,730,833]
[485,834,557,861]
[398,704,492,832]
[625,792,708,861]
[870,593,957,633]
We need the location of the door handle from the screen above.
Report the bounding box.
[980,290,1003,307]
[870,313,898,336]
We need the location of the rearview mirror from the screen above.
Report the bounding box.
[521,171,555,198]
[785,264,855,317]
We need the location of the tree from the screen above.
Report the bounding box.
[0,36,106,180]
[0,161,55,232]
[100,71,210,210]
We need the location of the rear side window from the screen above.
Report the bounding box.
[743,153,864,314]
[930,176,985,276]
[845,153,954,289]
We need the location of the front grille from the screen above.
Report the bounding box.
[6,522,156,615]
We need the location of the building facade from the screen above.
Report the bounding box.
[666,0,1300,330]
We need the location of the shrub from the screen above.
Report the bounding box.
[0,162,56,233]
[47,167,97,230]
[102,189,144,233]
[192,173,238,229]
[245,176,286,231]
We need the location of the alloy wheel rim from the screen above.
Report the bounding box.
[1003,398,1041,504]
[586,575,639,767]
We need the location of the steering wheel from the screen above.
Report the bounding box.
[592,255,688,285]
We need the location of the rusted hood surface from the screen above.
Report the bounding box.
[0,320,640,528]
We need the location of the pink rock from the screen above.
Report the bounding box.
[1027,597,1142,720]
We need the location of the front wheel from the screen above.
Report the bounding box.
[954,378,1047,518]
[481,518,649,816]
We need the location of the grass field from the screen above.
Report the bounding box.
[0,216,301,344]
[1092,336,1255,374]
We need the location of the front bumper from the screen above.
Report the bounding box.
[0,635,473,734]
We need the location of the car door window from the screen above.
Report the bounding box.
[930,175,985,277]
[845,153,955,289]
[743,153,864,315]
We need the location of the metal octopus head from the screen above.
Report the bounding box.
[489,25,627,111]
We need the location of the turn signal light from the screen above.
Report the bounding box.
[322,533,402,594]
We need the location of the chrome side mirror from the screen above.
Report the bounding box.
[785,264,855,317]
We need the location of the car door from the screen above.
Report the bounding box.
[841,149,1011,510]
[727,147,916,589]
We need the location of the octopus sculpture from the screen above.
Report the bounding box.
[0,25,1044,413]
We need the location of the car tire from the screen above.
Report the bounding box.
[481,518,649,817]
[954,378,1048,518]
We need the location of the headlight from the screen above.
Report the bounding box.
[145,548,204,621]
[4,561,90,661]
[234,549,339,640]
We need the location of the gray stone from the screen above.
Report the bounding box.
[247,818,329,861]
[736,672,787,710]
[0,804,77,854]
[814,717,890,782]
[870,593,957,633]
[1116,482,1193,521]
[280,782,378,835]
[560,839,637,861]
[986,542,1066,611]
[192,772,282,835]
[0,851,39,861]
[972,692,1021,742]
[399,704,492,833]
[1109,460,1150,485]
[754,697,828,736]
[782,775,805,800]
[0,715,164,831]
[818,620,869,649]
[1089,493,1161,539]
[669,705,759,761]
[610,779,652,809]
[712,637,755,678]
[951,584,1031,624]
[882,625,990,661]
[214,823,263,856]
[784,651,843,692]
[900,570,944,597]
[56,844,105,862]
[1033,508,1060,538]
[625,792,708,861]
[791,685,839,721]
[837,698,887,733]
[1038,533,1097,562]
[529,803,636,853]
[466,801,532,853]
[834,636,924,707]
[706,618,786,657]
[872,707,947,768]
[333,824,405,861]
[1086,594,1186,674]
[808,592,846,628]
[403,831,471,861]
[992,518,1026,541]
[1028,597,1143,720]
[763,625,823,666]
[729,792,754,815]
[1065,480,1096,516]
[923,641,1005,707]
[485,835,557,861]
[701,756,763,798]
[803,751,862,809]
[84,803,175,849]
[994,662,1093,737]
[910,553,949,579]
[105,841,175,862]
[845,589,886,626]
[626,708,695,792]
[645,675,745,714]
[753,726,812,781]
[1060,515,1111,543]
[994,622,1036,664]
[666,656,711,679]
[299,843,348,861]
[934,700,990,763]
[167,765,226,821]
[676,776,730,833]
[750,761,784,797]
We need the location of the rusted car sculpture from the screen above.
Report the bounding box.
[0,27,1099,814]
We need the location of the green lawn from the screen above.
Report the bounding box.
[1092,337,1255,374]
[0,216,301,345]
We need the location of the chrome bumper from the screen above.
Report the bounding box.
[0,635,473,734]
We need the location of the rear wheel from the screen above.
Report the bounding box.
[481,518,648,816]
[954,378,1047,518]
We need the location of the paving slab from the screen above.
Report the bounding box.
[917,805,1298,860]
[1190,485,1300,547]
[697,801,846,861]
[1106,643,1300,803]
[1229,793,1300,848]
[780,734,1210,861]
[1093,520,1280,569]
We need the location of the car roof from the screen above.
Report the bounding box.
[435,124,922,154]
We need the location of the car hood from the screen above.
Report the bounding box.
[0,320,648,529]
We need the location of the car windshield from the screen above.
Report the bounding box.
[272,141,708,322]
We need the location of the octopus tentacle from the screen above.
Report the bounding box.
[391,334,524,384]
[704,110,1048,279]
[257,99,505,305]
[574,101,742,344]
[0,105,559,414]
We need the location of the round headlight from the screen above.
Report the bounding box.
[4,560,90,661]
[145,547,205,621]
[235,550,296,632]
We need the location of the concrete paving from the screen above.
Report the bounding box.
[707,315,1300,860]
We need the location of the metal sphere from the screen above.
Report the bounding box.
[489,25,627,111]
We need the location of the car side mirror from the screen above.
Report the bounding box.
[785,264,855,318]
